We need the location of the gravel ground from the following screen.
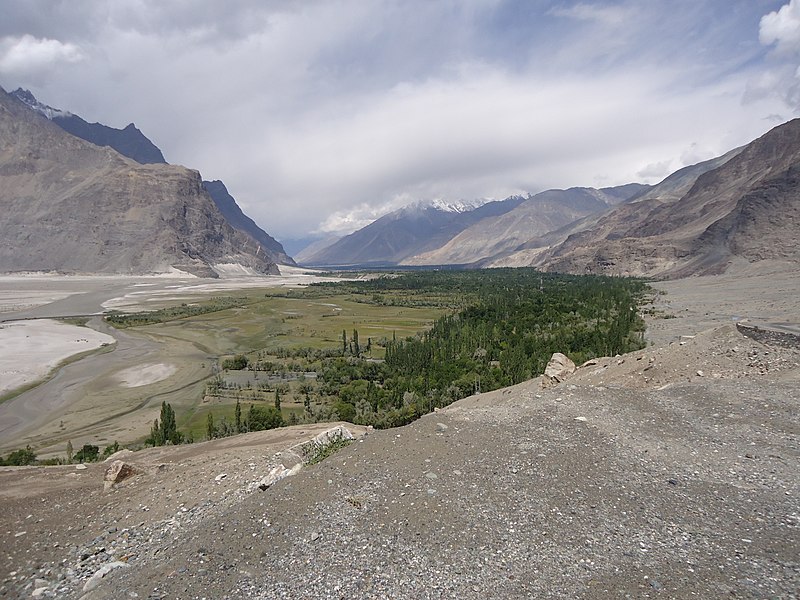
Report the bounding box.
[1,266,798,599]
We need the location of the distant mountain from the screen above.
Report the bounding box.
[0,86,280,276]
[11,88,167,164]
[292,235,343,264]
[298,197,526,266]
[499,120,799,278]
[10,88,294,265]
[404,184,647,266]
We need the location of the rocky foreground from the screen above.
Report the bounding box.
[1,323,798,599]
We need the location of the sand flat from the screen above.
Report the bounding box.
[0,319,115,396]
[115,363,177,387]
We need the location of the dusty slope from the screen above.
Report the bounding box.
[536,119,800,278]
[404,186,643,266]
[1,270,798,599]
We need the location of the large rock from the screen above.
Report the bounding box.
[544,352,576,383]
[103,460,138,492]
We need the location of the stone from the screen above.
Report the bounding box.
[75,464,88,470]
[82,561,129,592]
[255,463,302,491]
[544,353,577,383]
[214,473,228,482]
[31,587,48,598]
[103,460,138,492]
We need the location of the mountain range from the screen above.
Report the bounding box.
[0,86,286,276]
[298,119,798,279]
[8,88,294,269]
[296,197,527,266]
[507,121,800,277]
[4,85,796,279]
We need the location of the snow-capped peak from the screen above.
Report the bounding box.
[430,198,488,213]
[10,88,72,120]
[405,198,489,214]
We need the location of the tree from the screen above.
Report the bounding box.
[274,388,281,410]
[66,440,73,463]
[206,412,215,440]
[352,328,360,357]
[74,444,99,463]
[3,445,36,466]
[342,329,348,355]
[248,404,284,431]
[102,441,120,458]
[235,399,242,433]
[148,402,183,446]
[222,354,249,370]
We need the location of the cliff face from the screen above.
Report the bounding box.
[0,87,279,276]
[202,180,295,266]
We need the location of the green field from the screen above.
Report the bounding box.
[122,285,450,439]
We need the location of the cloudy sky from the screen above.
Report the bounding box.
[1,0,799,243]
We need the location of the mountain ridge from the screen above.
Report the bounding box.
[0,86,280,276]
[534,118,800,278]
[10,88,294,266]
[298,195,527,266]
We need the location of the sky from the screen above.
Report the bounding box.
[1,0,800,243]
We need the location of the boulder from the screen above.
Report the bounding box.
[103,460,138,492]
[544,352,576,383]
[82,561,129,592]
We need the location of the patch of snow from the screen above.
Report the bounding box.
[11,88,72,120]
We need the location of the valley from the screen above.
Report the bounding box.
[0,269,446,456]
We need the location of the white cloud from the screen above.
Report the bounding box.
[0,1,795,240]
[679,143,717,167]
[636,160,672,180]
[751,1,800,110]
[760,0,800,55]
[0,34,83,77]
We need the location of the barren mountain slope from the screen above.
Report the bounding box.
[1,267,798,599]
[488,148,744,270]
[299,198,526,266]
[0,87,279,276]
[405,185,646,266]
[537,119,800,277]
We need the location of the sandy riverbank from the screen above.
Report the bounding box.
[0,319,116,397]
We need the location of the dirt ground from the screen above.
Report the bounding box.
[0,262,798,599]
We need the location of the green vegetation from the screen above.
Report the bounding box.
[74,443,99,463]
[105,296,250,328]
[304,434,353,466]
[201,268,647,433]
[7,268,650,461]
[0,445,36,466]
[146,401,189,446]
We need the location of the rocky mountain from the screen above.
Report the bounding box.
[292,234,343,263]
[10,88,294,266]
[297,196,526,266]
[11,88,167,164]
[521,120,800,278]
[404,184,647,266]
[0,86,281,276]
[487,150,745,269]
[201,180,294,266]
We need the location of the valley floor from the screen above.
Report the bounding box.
[0,260,797,598]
